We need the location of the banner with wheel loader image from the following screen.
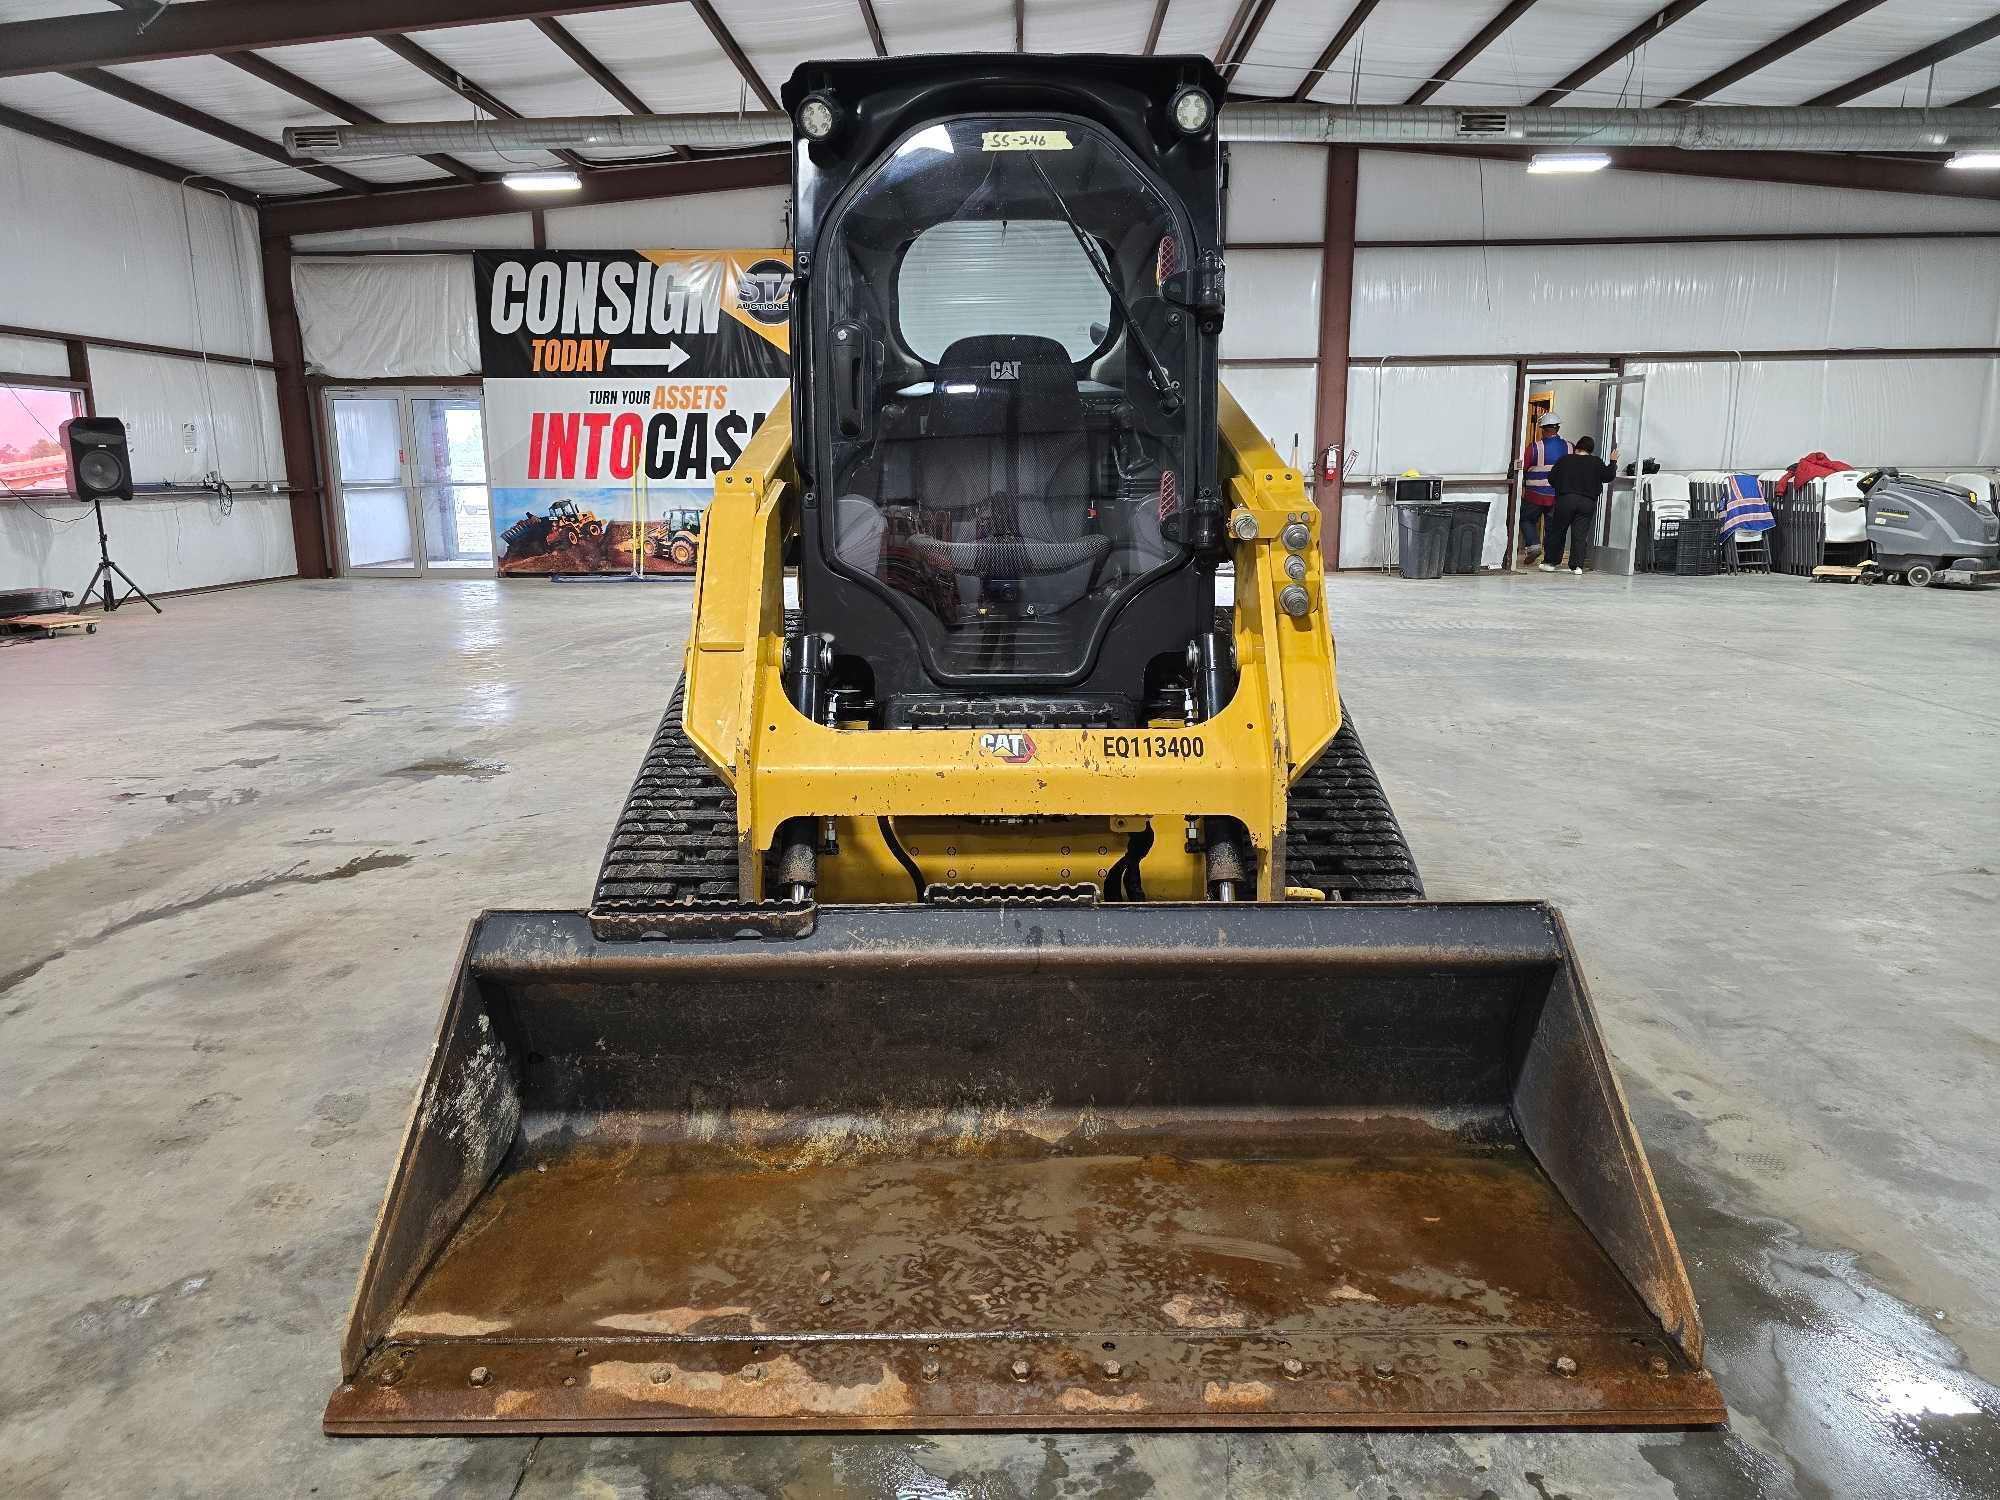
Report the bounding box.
[475,249,793,576]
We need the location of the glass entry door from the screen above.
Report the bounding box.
[1593,375,1647,577]
[326,389,492,576]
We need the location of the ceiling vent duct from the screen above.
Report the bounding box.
[282,105,2000,163]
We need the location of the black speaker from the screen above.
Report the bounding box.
[61,415,132,502]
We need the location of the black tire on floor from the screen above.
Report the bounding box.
[1283,700,1426,902]
[0,587,66,618]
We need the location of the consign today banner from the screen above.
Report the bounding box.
[476,249,792,577]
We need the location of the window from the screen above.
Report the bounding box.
[899,220,1113,364]
[0,383,85,495]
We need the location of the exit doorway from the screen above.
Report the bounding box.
[1509,365,1647,575]
[324,388,494,577]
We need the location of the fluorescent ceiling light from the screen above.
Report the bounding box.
[503,170,582,193]
[1945,151,2000,170]
[1527,152,1611,175]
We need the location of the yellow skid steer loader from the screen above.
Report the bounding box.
[326,55,1721,1435]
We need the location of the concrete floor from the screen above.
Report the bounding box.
[2,570,1996,1498]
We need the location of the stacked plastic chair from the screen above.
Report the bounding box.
[1679,473,1730,576]
[1637,473,1691,574]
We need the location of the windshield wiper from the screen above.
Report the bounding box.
[1027,153,1182,415]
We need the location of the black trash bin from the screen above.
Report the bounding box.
[1442,499,1490,574]
[1394,501,1452,579]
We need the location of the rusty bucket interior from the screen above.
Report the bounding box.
[326,902,1723,1433]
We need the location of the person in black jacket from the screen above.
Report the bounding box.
[1540,436,1619,573]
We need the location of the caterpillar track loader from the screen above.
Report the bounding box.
[327,55,1721,1435]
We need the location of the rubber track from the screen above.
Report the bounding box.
[1283,699,1425,901]
[591,681,742,910]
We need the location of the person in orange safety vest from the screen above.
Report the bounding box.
[1520,413,1569,562]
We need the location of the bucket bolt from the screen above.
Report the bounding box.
[1010,1359,1032,1381]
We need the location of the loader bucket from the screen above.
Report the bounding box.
[326,903,1722,1433]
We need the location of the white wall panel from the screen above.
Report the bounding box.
[0,333,69,378]
[1357,152,2000,240]
[291,215,538,254]
[1227,144,1326,242]
[0,491,294,593]
[1351,240,2000,357]
[294,257,479,378]
[1629,357,2000,471]
[1340,364,1515,569]
[1217,249,1320,360]
[1344,362,1513,477]
[542,186,791,249]
[0,126,271,358]
[88,350,283,485]
[1220,365,1318,462]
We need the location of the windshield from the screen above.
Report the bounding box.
[818,115,1193,683]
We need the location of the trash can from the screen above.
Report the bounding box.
[1394,501,1452,579]
[1442,500,1490,574]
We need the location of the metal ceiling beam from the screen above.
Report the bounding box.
[1214,0,1262,68]
[261,149,789,237]
[1530,0,1712,107]
[1660,0,1888,106]
[1220,0,1280,87]
[1803,13,2000,107]
[531,17,657,116]
[687,0,780,113]
[857,0,888,57]
[220,53,480,183]
[376,35,591,173]
[0,0,674,79]
[1143,0,1172,56]
[0,98,255,203]
[1952,81,2000,110]
[1290,0,1383,104]
[1405,0,1542,106]
[66,65,376,193]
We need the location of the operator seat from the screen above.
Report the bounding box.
[837,334,1107,628]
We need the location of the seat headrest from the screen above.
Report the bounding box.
[929,333,1082,437]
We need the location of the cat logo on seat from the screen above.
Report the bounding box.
[990,360,1021,380]
[978,731,1036,763]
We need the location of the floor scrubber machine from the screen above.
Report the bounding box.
[1812,470,2000,588]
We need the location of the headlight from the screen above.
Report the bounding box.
[798,94,839,142]
[1170,87,1213,135]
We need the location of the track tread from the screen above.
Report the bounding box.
[591,681,741,910]
[1283,700,1425,901]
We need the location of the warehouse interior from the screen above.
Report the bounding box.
[2,2,1998,1497]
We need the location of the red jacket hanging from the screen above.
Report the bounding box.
[1776,452,1851,496]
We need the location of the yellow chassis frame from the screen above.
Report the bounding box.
[681,383,1340,902]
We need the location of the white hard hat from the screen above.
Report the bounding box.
[1537,413,1560,427]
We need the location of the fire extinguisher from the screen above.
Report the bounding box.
[1319,444,1341,484]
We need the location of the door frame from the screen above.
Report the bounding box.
[321,385,495,578]
[1511,362,1623,572]
[1592,373,1648,576]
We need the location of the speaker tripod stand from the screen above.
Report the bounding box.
[77,493,160,614]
